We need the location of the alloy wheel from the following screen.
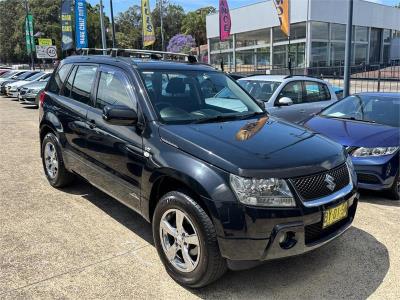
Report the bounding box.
[44,142,58,179]
[159,208,200,273]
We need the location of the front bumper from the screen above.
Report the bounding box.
[7,90,19,98]
[216,188,358,268]
[353,154,399,190]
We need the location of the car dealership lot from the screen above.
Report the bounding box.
[0,96,399,299]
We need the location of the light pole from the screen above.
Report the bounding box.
[343,0,353,97]
[24,0,35,70]
[110,0,116,48]
[159,0,165,51]
[99,0,107,54]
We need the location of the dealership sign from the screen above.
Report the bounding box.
[75,0,88,48]
[36,46,58,59]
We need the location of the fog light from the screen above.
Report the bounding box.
[279,231,297,250]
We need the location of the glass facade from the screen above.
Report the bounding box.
[209,19,395,71]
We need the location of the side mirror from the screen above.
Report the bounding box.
[103,105,138,126]
[278,97,293,106]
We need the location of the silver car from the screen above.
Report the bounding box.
[238,75,338,123]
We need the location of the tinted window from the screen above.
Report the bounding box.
[48,64,72,94]
[96,70,134,110]
[70,65,97,105]
[62,66,77,97]
[239,80,281,101]
[278,81,303,104]
[304,81,331,102]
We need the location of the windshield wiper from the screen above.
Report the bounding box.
[192,114,242,124]
[238,111,267,120]
[324,115,376,123]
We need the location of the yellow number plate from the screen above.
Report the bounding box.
[323,201,348,229]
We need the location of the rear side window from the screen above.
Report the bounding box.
[70,65,97,105]
[95,70,135,110]
[304,81,331,102]
[61,66,77,97]
[48,64,72,94]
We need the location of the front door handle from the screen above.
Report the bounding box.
[88,119,96,129]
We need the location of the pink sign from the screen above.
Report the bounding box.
[219,0,231,42]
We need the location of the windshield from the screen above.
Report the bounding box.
[26,72,44,81]
[0,71,15,78]
[39,73,51,81]
[139,70,263,124]
[321,94,400,127]
[15,72,37,80]
[238,80,281,101]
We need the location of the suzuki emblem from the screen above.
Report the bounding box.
[325,174,336,191]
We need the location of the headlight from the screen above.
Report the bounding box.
[229,174,296,207]
[352,147,399,157]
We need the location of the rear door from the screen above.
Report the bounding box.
[55,64,98,158]
[84,64,144,211]
[302,80,336,118]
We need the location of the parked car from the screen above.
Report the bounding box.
[4,71,42,97]
[304,93,399,200]
[39,54,358,288]
[18,77,49,105]
[0,71,39,95]
[238,75,339,123]
[6,72,50,98]
[0,70,26,85]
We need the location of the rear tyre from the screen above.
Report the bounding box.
[152,191,227,288]
[41,132,74,188]
[386,172,399,200]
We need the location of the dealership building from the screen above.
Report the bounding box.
[206,0,400,72]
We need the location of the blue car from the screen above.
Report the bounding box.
[304,93,400,200]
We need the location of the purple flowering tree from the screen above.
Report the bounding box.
[167,34,196,54]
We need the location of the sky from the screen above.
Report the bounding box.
[88,0,399,17]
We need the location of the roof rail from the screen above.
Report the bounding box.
[77,48,198,63]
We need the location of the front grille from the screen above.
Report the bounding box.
[20,90,26,95]
[357,173,380,184]
[291,164,350,201]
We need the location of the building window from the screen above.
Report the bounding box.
[311,42,329,67]
[369,28,382,64]
[273,22,306,43]
[256,47,271,68]
[210,37,233,52]
[331,42,345,66]
[273,45,286,68]
[210,52,234,71]
[236,49,255,66]
[311,22,329,40]
[236,29,270,48]
[383,45,391,63]
[289,43,305,68]
[383,29,391,43]
[354,44,368,65]
[331,23,346,41]
[354,26,368,42]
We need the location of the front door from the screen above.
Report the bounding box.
[85,65,144,211]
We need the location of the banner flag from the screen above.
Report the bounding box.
[219,0,231,42]
[141,0,156,47]
[75,0,88,49]
[25,14,35,54]
[273,0,290,37]
[61,0,74,51]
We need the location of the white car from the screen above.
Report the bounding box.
[6,72,51,97]
[238,75,339,123]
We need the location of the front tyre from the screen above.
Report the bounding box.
[41,133,74,188]
[386,172,399,200]
[152,191,227,288]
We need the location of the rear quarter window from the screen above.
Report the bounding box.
[47,64,72,94]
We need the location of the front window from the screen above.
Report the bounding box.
[320,95,400,127]
[140,70,263,124]
[238,80,280,101]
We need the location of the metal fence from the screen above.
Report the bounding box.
[223,62,400,94]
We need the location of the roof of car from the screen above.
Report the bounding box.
[61,55,216,72]
[238,75,327,83]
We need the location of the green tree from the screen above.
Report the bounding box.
[152,1,185,50]
[115,5,142,49]
[181,6,216,53]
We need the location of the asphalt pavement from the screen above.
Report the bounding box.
[0,96,399,299]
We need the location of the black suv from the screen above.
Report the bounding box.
[39,52,358,288]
